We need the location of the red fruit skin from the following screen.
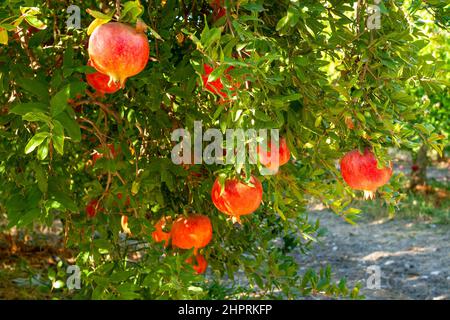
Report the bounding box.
[88,22,150,87]
[86,199,103,218]
[186,254,208,274]
[171,215,212,252]
[202,64,236,98]
[257,137,291,171]
[86,61,122,94]
[92,144,117,165]
[152,217,172,247]
[340,149,393,197]
[211,176,263,223]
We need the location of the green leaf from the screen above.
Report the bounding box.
[25,132,50,154]
[10,102,48,115]
[16,77,50,101]
[31,162,48,193]
[148,26,163,40]
[207,64,226,82]
[54,111,81,142]
[254,110,272,122]
[37,142,49,160]
[86,9,115,20]
[120,0,144,23]
[50,86,71,117]
[52,120,65,155]
[202,28,221,49]
[25,16,46,29]
[22,112,52,125]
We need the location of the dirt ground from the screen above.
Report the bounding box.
[296,207,449,300]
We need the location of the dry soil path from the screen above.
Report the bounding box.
[296,209,449,300]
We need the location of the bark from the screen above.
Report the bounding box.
[410,144,428,191]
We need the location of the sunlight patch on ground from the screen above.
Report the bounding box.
[362,247,434,262]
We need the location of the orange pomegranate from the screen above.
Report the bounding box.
[257,137,291,171]
[171,215,212,254]
[88,22,150,87]
[186,254,208,274]
[211,176,263,223]
[340,149,393,199]
[152,217,172,247]
[86,61,122,94]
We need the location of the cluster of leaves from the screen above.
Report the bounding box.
[0,0,447,299]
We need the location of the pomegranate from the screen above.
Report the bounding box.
[86,199,103,218]
[152,217,172,247]
[211,176,263,223]
[202,64,236,99]
[340,149,393,199]
[86,61,122,94]
[257,137,291,171]
[171,215,212,254]
[88,22,150,87]
[186,254,208,274]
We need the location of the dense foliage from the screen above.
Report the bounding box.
[0,0,447,299]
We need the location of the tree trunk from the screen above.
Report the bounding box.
[410,144,428,191]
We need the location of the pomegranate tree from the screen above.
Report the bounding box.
[340,149,393,199]
[211,176,263,223]
[88,22,149,87]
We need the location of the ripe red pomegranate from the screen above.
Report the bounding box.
[340,149,393,199]
[86,61,122,94]
[92,144,117,165]
[88,22,149,87]
[202,64,236,99]
[211,176,263,223]
[152,217,172,247]
[186,254,208,274]
[257,137,291,171]
[86,199,103,218]
[171,215,212,254]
